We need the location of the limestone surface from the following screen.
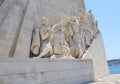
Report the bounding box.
[30,9,99,59]
[0,0,109,82]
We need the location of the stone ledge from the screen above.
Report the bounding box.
[0,58,92,62]
[0,59,94,84]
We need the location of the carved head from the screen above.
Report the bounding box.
[87,10,92,14]
[87,10,95,20]
[52,21,65,33]
[78,8,84,21]
[71,16,77,23]
[87,10,92,16]
[78,8,84,15]
[95,20,98,27]
[65,17,71,24]
[42,17,49,26]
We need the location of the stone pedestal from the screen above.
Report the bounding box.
[0,59,94,84]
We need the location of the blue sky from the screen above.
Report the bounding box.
[85,0,120,60]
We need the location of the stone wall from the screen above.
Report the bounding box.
[0,59,94,84]
[0,0,29,57]
[83,33,109,79]
[0,0,15,28]
[39,0,85,25]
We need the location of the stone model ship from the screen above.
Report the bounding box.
[0,0,109,84]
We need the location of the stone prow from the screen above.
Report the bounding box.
[0,0,110,83]
[82,32,109,79]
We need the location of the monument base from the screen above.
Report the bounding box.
[0,59,94,84]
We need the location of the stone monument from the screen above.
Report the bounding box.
[0,0,109,84]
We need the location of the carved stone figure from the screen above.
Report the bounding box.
[62,17,74,46]
[52,21,71,58]
[93,20,99,36]
[78,9,93,48]
[30,26,40,56]
[87,10,98,38]
[78,8,85,17]
[71,17,84,58]
[30,11,99,59]
[87,10,95,21]
[77,9,87,52]
[38,17,53,58]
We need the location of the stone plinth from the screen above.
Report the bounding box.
[0,59,94,84]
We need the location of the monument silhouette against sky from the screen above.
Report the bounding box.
[0,0,109,84]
